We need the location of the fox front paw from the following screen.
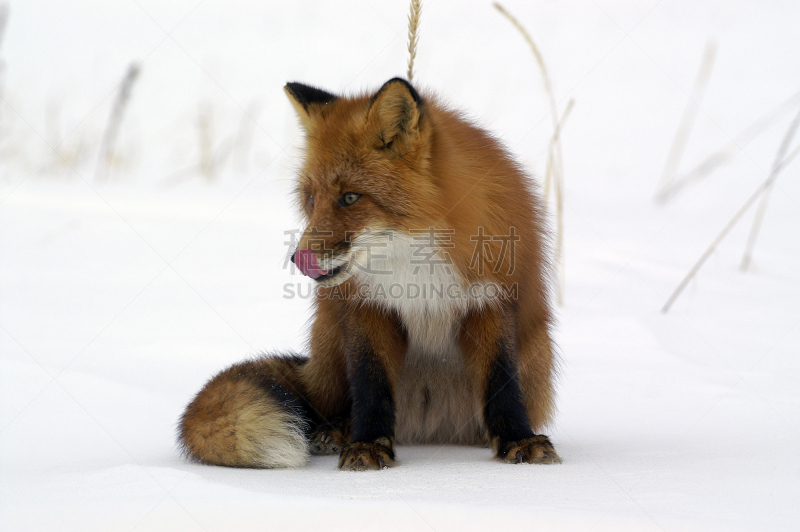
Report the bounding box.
[338,437,395,471]
[497,435,561,464]
[310,427,347,455]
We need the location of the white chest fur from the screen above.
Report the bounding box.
[353,229,486,444]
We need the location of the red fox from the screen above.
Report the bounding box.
[178,78,561,470]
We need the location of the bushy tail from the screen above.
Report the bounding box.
[178,354,312,468]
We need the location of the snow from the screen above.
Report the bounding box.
[2,1,799,530]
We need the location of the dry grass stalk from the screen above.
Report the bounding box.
[95,63,140,181]
[40,99,93,175]
[198,102,215,180]
[662,110,800,313]
[0,3,7,43]
[543,99,574,198]
[740,107,800,271]
[233,102,260,173]
[0,3,9,138]
[656,89,800,204]
[162,104,255,187]
[773,143,800,174]
[0,3,8,65]
[546,98,574,304]
[656,41,717,199]
[406,0,421,81]
[0,4,7,62]
[494,2,568,305]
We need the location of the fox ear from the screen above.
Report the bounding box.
[284,82,337,130]
[367,78,423,151]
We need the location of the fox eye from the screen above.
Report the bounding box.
[339,192,361,207]
[309,195,314,208]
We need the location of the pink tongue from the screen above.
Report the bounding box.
[294,248,329,279]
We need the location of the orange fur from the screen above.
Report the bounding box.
[178,78,559,469]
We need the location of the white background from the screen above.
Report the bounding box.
[1,1,799,530]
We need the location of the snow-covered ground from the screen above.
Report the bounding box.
[2,1,799,530]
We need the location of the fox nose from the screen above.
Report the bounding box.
[292,248,329,279]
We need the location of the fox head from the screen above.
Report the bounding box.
[285,78,441,288]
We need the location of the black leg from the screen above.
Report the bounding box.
[484,340,535,444]
[349,345,395,444]
[484,340,561,464]
[338,347,396,470]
